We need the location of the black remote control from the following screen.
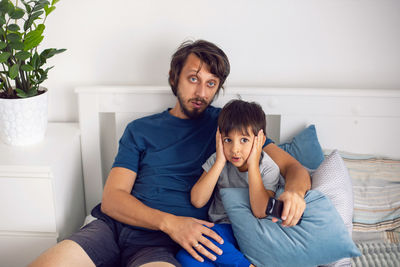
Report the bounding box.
[266,197,303,224]
[266,197,284,219]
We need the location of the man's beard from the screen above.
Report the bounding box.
[176,91,213,119]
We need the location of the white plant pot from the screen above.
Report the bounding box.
[0,89,48,146]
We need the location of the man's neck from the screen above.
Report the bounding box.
[169,103,189,119]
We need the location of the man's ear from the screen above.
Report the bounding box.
[169,70,174,86]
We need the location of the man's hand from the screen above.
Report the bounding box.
[247,129,264,168]
[272,190,306,227]
[162,215,223,262]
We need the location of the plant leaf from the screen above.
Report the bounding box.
[23,10,44,31]
[0,51,10,63]
[40,48,59,59]
[16,88,28,98]
[7,23,20,31]
[26,87,38,97]
[21,0,32,13]
[39,0,51,5]
[36,23,46,33]
[9,64,20,79]
[0,0,11,13]
[15,51,32,61]
[9,7,25,19]
[7,32,21,42]
[9,41,25,50]
[33,2,49,13]
[23,25,45,51]
[0,41,7,49]
[31,52,39,68]
[52,0,60,6]
[0,14,6,26]
[44,5,55,16]
[21,64,34,71]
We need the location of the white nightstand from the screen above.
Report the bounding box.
[0,123,86,267]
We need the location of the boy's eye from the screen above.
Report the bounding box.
[240,138,249,143]
[223,138,231,143]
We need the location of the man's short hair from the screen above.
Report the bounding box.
[218,99,267,137]
[169,40,230,96]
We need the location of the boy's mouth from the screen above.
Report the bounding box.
[231,156,240,162]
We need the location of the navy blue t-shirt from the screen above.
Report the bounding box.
[112,106,221,220]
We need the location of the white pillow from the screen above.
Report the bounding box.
[311,150,355,267]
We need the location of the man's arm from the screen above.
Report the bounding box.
[101,167,223,262]
[263,143,311,226]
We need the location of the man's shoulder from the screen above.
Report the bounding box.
[126,110,166,128]
[207,105,221,115]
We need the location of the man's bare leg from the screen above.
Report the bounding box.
[28,240,95,267]
[140,262,176,267]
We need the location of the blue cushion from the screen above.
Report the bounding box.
[220,188,361,267]
[278,125,324,169]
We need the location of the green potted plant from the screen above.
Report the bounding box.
[0,0,65,146]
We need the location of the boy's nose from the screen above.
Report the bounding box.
[231,143,240,153]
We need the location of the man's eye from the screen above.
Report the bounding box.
[208,81,216,87]
[190,77,197,82]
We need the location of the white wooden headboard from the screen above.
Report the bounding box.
[75,86,400,215]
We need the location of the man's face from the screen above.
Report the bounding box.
[174,53,220,119]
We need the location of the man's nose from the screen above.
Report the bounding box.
[195,83,206,98]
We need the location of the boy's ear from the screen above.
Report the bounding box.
[259,129,266,143]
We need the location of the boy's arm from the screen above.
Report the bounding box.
[191,130,226,208]
[263,143,311,227]
[248,166,275,218]
[101,167,223,262]
[247,130,275,218]
[191,166,224,208]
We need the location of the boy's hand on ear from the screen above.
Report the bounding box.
[248,129,265,168]
[215,128,227,165]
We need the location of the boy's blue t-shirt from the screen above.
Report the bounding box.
[110,105,274,223]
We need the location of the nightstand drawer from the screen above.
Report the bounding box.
[0,232,57,267]
[0,170,56,232]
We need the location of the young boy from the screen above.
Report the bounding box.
[176,99,281,266]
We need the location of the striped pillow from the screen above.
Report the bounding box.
[342,156,400,232]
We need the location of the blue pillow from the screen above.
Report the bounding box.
[220,188,360,267]
[278,125,324,169]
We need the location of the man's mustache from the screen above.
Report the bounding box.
[188,98,207,104]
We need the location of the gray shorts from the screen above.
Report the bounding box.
[68,219,181,267]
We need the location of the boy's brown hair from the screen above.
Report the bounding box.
[218,99,266,137]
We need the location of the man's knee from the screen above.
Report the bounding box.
[28,240,94,267]
[140,262,176,267]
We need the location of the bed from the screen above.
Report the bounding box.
[75,86,400,266]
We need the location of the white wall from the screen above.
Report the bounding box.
[40,0,400,121]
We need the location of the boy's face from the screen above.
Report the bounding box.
[174,53,220,119]
[222,127,255,172]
